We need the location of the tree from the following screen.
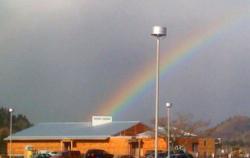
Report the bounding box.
[171,112,210,135]
[158,112,210,135]
[13,114,32,132]
[0,107,32,154]
[154,112,210,151]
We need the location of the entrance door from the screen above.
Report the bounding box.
[130,142,139,157]
[130,141,144,158]
[63,141,72,151]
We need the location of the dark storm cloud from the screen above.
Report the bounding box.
[0,0,249,123]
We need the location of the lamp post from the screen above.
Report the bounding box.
[151,26,167,158]
[9,108,14,158]
[165,102,172,158]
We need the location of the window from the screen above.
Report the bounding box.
[73,142,77,148]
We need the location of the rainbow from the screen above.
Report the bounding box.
[96,11,248,117]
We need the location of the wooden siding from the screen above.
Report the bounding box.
[75,138,130,155]
[175,137,199,152]
[6,137,167,157]
[198,138,216,158]
[7,140,61,155]
[140,137,167,155]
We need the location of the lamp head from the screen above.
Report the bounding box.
[165,102,172,108]
[9,108,14,113]
[151,26,167,37]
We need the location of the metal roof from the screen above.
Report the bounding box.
[5,121,140,140]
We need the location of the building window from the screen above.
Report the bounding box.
[192,143,198,152]
[204,140,206,146]
[73,142,77,148]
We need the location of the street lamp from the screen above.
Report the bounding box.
[165,102,173,158]
[151,26,167,158]
[9,108,14,158]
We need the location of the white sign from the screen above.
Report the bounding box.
[92,116,112,126]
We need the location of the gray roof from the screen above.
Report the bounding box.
[5,121,141,140]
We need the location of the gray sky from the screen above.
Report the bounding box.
[0,0,249,124]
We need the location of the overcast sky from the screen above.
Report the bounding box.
[0,0,249,124]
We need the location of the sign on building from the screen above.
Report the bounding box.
[92,116,112,126]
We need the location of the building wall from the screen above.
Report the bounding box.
[140,137,167,155]
[6,137,167,157]
[175,137,215,157]
[6,137,215,157]
[6,138,133,157]
[75,137,130,156]
[175,137,198,152]
[198,138,215,158]
[76,137,167,157]
[6,140,61,156]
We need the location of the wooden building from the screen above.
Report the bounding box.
[5,119,215,158]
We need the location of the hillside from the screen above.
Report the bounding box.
[205,115,250,145]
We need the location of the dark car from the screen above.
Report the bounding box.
[145,151,167,158]
[170,151,193,158]
[50,151,81,158]
[146,150,192,158]
[145,150,164,158]
[85,149,113,158]
[171,153,189,158]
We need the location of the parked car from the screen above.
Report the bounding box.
[171,153,190,158]
[85,149,113,158]
[145,150,167,158]
[170,150,194,158]
[50,151,81,158]
[145,152,167,158]
[145,150,193,158]
[145,150,164,158]
[48,152,60,157]
[119,155,134,158]
[35,153,52,158]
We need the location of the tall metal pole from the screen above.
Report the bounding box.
[151,26,166,158]
[166,103,172,158]
[154,37,160,158]
[9,108,13,158]
[168,107,170,158]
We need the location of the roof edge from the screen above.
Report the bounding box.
[4,136,110,141]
